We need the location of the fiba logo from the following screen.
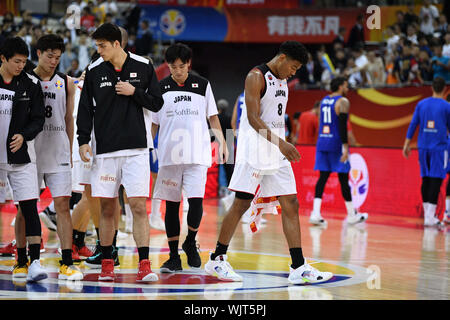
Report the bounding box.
[348,153,369,209]
[160,9,186,36]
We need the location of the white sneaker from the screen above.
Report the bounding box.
[288,263,333,285]
[149,214,165,231]
[345,212,368,225]
[424,216,443,227]
[204,253,243,282]
[27,260,48,282]
[309,211,327,227]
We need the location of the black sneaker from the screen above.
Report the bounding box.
[39,207,57,232]
[160,255,182,273]
[182,240,201,269]
[84,245,119,268]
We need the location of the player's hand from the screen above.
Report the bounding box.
[340,148,349,163]
[220,143,229,164]
[279,140,301,162]
[10,134,24,153]
[115,81,135,96]
[402,145,410,159]
[79,144,93,163]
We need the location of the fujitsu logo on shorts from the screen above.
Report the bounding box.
[252,172,260,179]
[100,174,117,183]
[162,179,177,187]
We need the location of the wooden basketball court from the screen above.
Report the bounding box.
[0,198,448,300]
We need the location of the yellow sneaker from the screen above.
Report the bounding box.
[12,262,28,279]
[58,264,83,281]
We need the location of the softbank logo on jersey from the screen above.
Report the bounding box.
[43,124,65,132]
[349,153,369,209]
[0,109,12,116]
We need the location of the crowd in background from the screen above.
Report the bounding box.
[295,0,450,89]
[0,0,157,74]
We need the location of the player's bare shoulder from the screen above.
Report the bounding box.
[337,96,350,113]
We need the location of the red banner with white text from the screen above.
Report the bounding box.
[224,8,366,43]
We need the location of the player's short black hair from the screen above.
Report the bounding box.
[165,43,192,64]
[92,23,122,44]
[36,34,65,53]
[432,76,446,94]
[0,36,29,60]
[278,41,309,65]
[330,76,347,92]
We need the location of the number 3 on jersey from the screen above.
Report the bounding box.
[322,106,332,124]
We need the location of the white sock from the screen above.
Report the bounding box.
[151,198,161,218]
[48,201,55,212]
[345,201,355,216]
[423,202,430,219]
[312,198,322,216]
[125,203,132,220]
[446,198,450,213]
[428,203,437,219]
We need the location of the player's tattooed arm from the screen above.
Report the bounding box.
[338,97,350,114]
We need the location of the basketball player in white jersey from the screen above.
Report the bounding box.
[25,34,82,280]
[204,41,333,284]
[152,43,228,272]
[0,37,47,282]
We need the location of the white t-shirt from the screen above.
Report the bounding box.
[154,74,218,167]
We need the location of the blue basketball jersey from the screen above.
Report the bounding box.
[406,97,450,151]
[316,95,343,152]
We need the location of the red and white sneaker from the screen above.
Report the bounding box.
[136,259,158,282]
[71,244,81,262]
[0,240,16,256]
[98,259,115,281]
[77,245,93,258]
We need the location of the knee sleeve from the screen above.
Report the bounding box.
[165,201,180,238]
[427,177,443,205]
[421,177,430,203]
[19,199,41,237]
[315,171,331,198]
[69,192,82,210]
[187,198,203,229]
[338,172,352,202]
[235,191,254,200]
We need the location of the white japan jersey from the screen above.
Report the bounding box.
[33,71,71,173]
[154,73,218,167]
[0,85,15,164]
[236,64,290,171]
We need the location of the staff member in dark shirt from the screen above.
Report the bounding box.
[77,23,164,282]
